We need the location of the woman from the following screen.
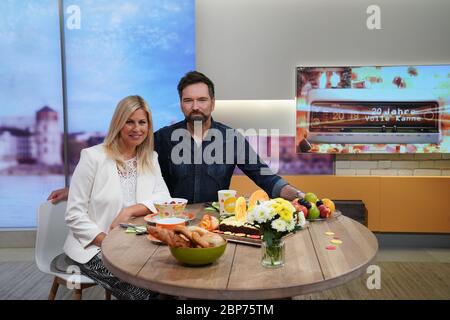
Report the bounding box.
[63,95,171,300]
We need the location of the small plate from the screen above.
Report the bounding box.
[147,234,164,244]
[144,212,195,224]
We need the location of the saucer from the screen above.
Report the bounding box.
[147,234,164,244]
[144,212,195,224]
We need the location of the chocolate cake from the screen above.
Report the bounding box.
[218,216,260,236]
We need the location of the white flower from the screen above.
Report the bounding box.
[248,202,272,224]
[286,218,297,232]
[246,210,256,224]
[271,218,288,232]
[297,211,306,228]
[255,207,272,223]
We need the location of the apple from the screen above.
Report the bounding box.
[291,198,302,212]
[292,199,309,219]
[299,205,308,219]
[304,192,318,204]
[318,204,331,218]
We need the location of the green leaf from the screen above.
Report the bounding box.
[212,202,220,209]
[263,231,274,247]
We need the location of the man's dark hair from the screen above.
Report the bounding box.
[177,71,215,100]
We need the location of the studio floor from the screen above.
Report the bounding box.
[0,247,449,300]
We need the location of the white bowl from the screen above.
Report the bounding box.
[154,198,188,218]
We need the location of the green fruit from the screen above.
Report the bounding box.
[304,192,318,204]
[308,205,320,220]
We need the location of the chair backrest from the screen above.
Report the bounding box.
[35,201,68,274]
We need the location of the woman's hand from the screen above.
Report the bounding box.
[90,232,107,247]
[47,187,69,204]
[109,208,133,231]
[109,204,151,231]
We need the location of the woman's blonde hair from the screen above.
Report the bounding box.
[103,95,154,173]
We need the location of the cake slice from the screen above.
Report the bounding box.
[218,216,260,236]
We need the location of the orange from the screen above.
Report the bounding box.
[248,189,269,208]
[234,196,247,221]
[322,198,335,213]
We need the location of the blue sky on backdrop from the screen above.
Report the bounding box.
[0,0,195,132]
[64,0,195,132]
[0,0,63,122]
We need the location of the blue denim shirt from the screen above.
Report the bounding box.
[154,119,289,204]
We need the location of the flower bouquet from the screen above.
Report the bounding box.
[247,198,306,268]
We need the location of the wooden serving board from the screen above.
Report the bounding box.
[220,233,262,246]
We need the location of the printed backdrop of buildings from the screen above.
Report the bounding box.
[0,107,62,174]
[0,107,333,176]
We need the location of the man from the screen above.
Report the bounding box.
[48,71,304,203]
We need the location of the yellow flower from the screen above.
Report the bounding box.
[278,207,293,222]
[270,198,295,222]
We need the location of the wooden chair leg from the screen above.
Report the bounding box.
[74,289,82,300]
[105,289,112,300]
[48,277,60,300]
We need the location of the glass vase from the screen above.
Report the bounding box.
[261,239,285,268]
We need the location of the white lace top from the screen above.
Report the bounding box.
[118,157,137,208]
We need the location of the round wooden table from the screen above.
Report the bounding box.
[102,203,378,300]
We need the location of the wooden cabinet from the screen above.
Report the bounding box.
[230,176,450,233]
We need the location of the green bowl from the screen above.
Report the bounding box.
[169,242,227,266]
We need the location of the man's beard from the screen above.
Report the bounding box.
[185,112,208,123]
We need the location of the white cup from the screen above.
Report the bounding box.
[217,190,237,217]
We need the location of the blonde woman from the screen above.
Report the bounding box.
[63,95,171,300]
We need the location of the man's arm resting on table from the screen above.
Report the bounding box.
[279,184,305,201]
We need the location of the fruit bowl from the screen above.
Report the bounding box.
[154,198,188,218]
[307,210,342,221]
[169,242,227,266]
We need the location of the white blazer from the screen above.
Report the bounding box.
[63,144,171,263]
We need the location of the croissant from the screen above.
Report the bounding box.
[147,225,226,249]
[147,226,191,248]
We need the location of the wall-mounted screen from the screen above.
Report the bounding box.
[296,65,450,154]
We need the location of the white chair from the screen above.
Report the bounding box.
[35,201,111,300]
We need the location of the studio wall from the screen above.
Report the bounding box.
[196,0,450,100]
[197,0,450,177]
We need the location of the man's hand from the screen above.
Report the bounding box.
[47,187,69,204]
[280,185,305,201]
[109,208,133,231]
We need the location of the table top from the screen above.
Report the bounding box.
[102,203,378,300]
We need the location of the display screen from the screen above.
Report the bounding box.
[309,102,439,131]
[296,65,450,154]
